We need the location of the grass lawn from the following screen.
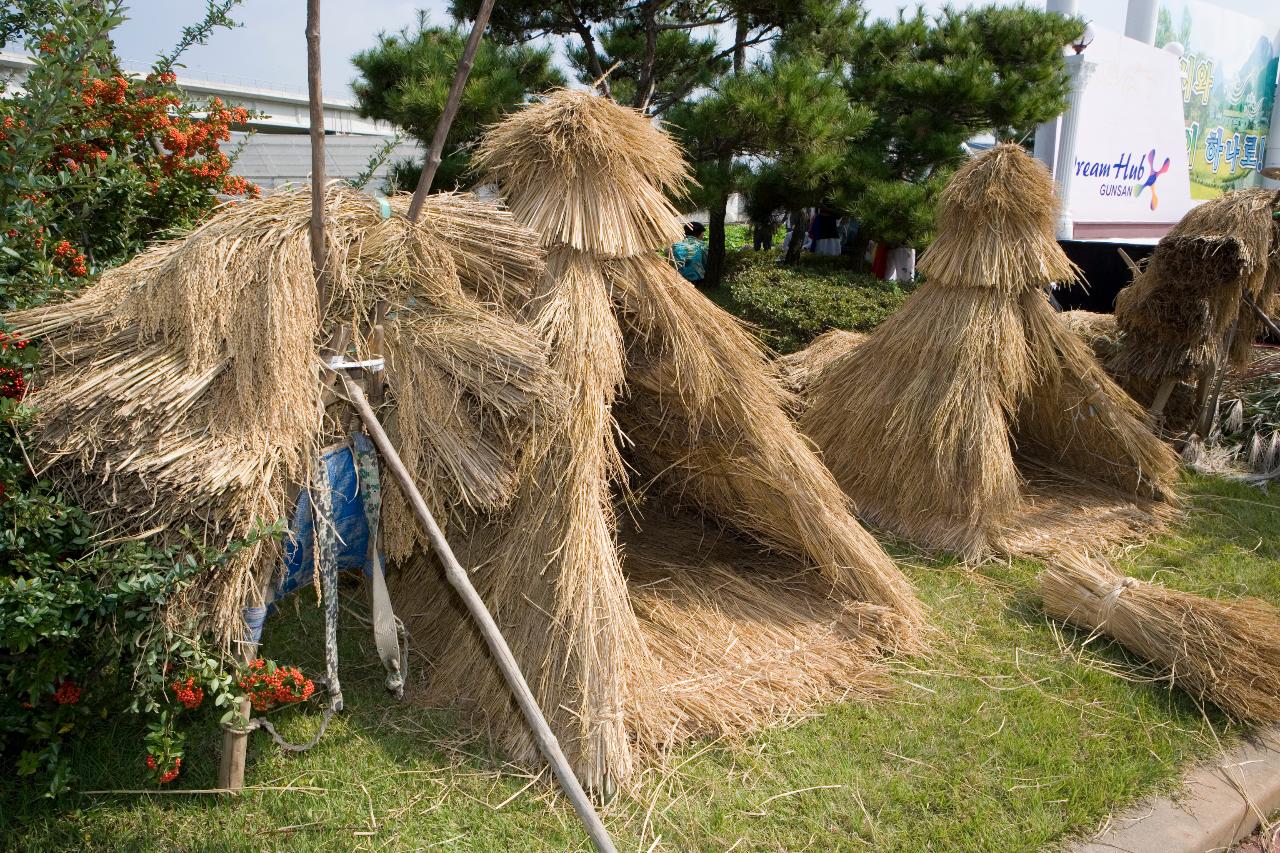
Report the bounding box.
[3,473,1277,851]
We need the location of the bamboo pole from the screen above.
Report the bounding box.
[405,0,496,222]
[336,373,619,853]
[1148,375,1178,421]
[1196,304,1243,439]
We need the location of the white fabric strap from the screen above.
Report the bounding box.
[326,356,385,372]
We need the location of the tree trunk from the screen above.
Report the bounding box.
[733,15,748,74]
[702,14,750,288]
[783,208,809,265]
[706,194,728,288]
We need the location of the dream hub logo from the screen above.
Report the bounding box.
[1133,150,1171,211]
[1075,149,1171,210]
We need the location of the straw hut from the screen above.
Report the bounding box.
[798,144,1180,561]
[5,188,559,648]
[1110,188,1280,401]
[391,91,924,795]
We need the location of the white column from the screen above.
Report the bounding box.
[1124,0,1159,45]
[1033,0,1080,172]
[1053,53,1097,240]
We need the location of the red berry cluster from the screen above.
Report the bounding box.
[53,680,81,705]
[37,31,69,54]
[145,754,181,784]
[0,367,26,400]
[171,676,204,710]
[238,659,315,712]
[0,331,33,400]
[51,239,87,277]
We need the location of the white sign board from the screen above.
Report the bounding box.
[1065,28,1196,239]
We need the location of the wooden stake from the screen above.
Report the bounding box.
[217,696,252,789]
[306,0,330,308]
[336,373,618,853]
[405,0,496,222]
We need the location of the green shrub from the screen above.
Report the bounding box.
[722,251,913,352]
[0,1,264,797]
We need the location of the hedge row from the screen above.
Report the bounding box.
[721,251,914,353]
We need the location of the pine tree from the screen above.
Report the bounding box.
[835,6,1084,248]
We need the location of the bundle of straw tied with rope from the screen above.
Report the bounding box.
[787,145,1280,723]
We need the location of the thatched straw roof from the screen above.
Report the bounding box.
[6,187,558,646]
[472,89,689,257]
[799,144,1179,561]
[1111,188,1280,384]
[394,91,924,796]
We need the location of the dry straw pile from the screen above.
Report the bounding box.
[392,90,925,795]
[1111,188,1280,393]
[1040,550,1280,723]
[6,187,558,648]
[798,144,1180,560]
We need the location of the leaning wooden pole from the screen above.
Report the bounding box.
[405,0,496,221]
[336,373,618,853]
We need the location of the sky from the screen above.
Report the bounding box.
[104,0,1272,101]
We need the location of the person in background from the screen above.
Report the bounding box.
[752,214,778,251]
[670,221,707,286]
[810,206,841,256]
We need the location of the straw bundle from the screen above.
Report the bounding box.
[394,90,924,795]
[777,328,867,400]
[1110,188,1280,384]
[800,145,1179,560]
[1040,550,1280,722]
[1060,310,1121,362]
[6,186,557,646]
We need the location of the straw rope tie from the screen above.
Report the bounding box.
[1098,575,1140,626]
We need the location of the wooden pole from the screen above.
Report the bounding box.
[1196,311,1242,439]
[405,0,496,222]
[306,0,330,307]
[1148,376,1178,422]
[336,373,618,853]
[1243,289,1280,340]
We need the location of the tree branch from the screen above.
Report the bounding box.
[657,16,731,31]
[565,0,612,100]
[648,27,777,115]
